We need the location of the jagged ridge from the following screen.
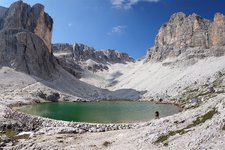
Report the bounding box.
[53,43,135,77]
[147,12,225,62]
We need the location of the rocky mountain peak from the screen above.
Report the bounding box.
[53,43,135,64]
[3,1,53,52]
[0,1,55,79]
[146,12,225,62]
[53,43,135,76]
[214,13,225,22]
[169,12,186,22]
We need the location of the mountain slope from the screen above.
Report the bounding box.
[77,12,225,104]
[0,1,141,105]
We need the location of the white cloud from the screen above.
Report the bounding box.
[112,25,127,33]
[111,0,160,9]
[107,25,127,35]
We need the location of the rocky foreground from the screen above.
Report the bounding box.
[0,1,225,150]
[0,92,224,149]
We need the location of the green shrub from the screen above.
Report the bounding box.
[187,108,217,128]
[222,125,225,130]
[155,108,217,145]
[103,141,112,147]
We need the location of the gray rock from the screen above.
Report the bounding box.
[191,97,199,104]
[37,91,47,99]
[0,1,56,79]
[53,43,134,64]
[3,1,53,52]
[0,142,6,147]
[0,135,10,143]
[46,92,60,102]
[78,129,85,134]
[53,43,135,76]
[146,12,225,62]
[208,87,215,93]
[0,6,7,21]
[210,13,225,47]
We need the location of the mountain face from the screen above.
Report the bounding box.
[53,43,135,63]
[0,1,55,79]
[53,43,135,76]
[147,12,225,62]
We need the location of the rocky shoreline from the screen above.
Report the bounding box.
[0,97,182,145]
[6,99,180,132]
[5,106,138,134]
[1,94,224,149]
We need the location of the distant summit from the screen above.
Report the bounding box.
[53,43,134,77]
[146,12,225,62]
[53,43,134,63]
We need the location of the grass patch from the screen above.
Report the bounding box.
[0,132,3,142]
[155,134,169,144]
[163,142,168,146]
[0,129,30,145]
[5,129,17,139]
[155,108,217,145]
[103,141,112,147]
[155,129,189,144]
[4,129,29,140]
[188,89,199,93]
[186,108,217,128]
[0,132,3,136]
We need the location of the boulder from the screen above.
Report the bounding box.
[37,91,47,99]
[47,92,60,102]
[0,135,10,143]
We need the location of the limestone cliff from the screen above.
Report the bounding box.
[53,43,135,76]
[210,13,225,46]
[0,1,55,79]
[147,12,225,62]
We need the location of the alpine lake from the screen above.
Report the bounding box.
[18,101,180,123]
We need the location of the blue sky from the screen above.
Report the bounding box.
[0,0,225,59]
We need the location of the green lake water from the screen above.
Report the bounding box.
[18,101,180,123]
